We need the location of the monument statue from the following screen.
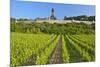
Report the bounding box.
[50,8,56,20]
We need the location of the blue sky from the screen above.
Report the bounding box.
[11,0,95,19]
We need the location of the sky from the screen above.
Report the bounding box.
[11,0,95,19]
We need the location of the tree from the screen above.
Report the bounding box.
[88,16,95,21]
[11,18,16,22]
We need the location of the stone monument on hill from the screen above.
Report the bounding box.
[50,8,57,20]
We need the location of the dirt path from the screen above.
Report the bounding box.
[48,35,62,64]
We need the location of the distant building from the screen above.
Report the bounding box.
[34,17,48,21]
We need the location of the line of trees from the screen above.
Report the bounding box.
[11,15,95,22]
[64,15,95,21]
[10,18,33,22]
[11,22,95,34]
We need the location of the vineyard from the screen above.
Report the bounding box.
[11,32,95,67]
